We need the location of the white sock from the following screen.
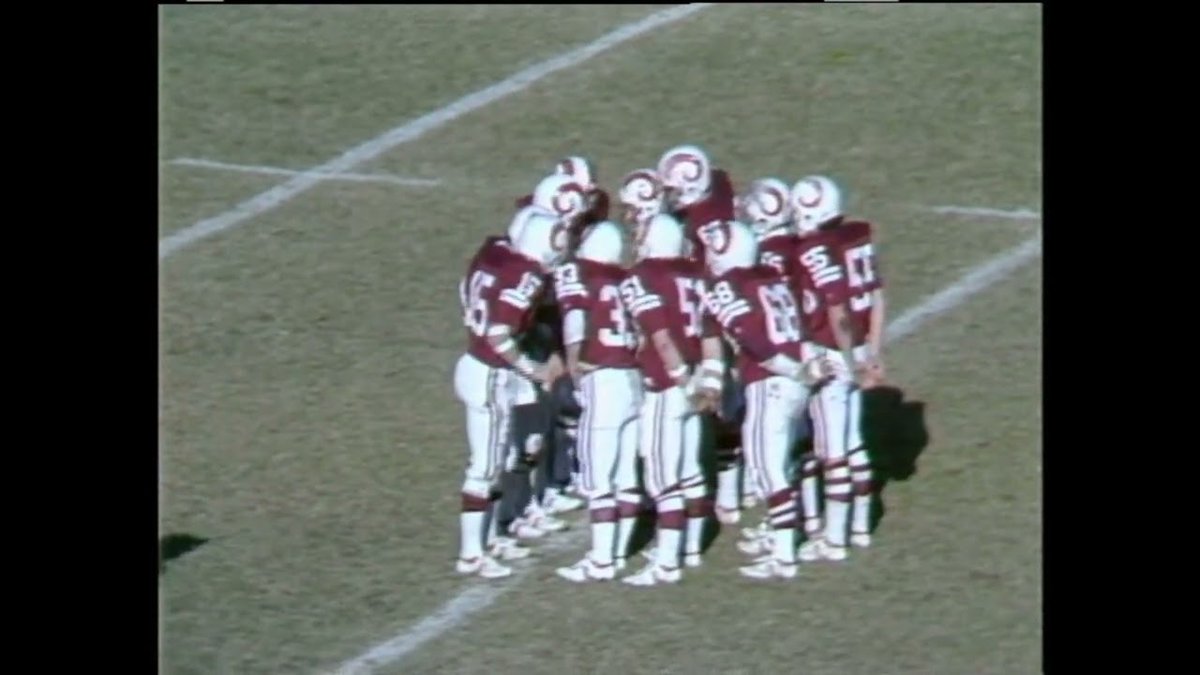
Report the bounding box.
[824,500,849,547]
[616,492,641,561]
[773,527,796,563]
[852,494,871,534]
[849,449,873,534]
[717,466,739,511]
[592,521,616,564]
[656,493,683,568]
[682,480,706,556]
[460,511,484,560]
[656,528,682,569]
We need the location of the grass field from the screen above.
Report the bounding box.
[158,4,1042,674]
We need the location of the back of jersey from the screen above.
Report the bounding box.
[554,258,637,369]
[461,238,545,368]
[621,257,708,391]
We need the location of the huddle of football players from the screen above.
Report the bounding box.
[453,145,886,584]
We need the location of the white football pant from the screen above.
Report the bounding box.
[742,375,808,563]
[638,385,701,569]
[575,368,642,565]
[454,353,517,561]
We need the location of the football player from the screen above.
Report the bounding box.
[792,175,887,555]
[453,205,570,579]
[516,155,610,245]
[551,221,642,582]
[618,207,723,586]
[618,169,725,572]
[656,144,737,262]
[699,219,833,580]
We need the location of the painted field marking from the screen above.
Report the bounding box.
[159,3,715,261]
[928,205,1041,220]
[168,157,442,187]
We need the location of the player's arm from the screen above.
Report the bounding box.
[554,262,592,381]
[694,280,726,397]
[487,271,551,382]
[863,287,887,384]
[827,302,859,367]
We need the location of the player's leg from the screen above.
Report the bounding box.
[846,380,873,547]
[612,371,643,571]
[679,411,708,567]
[623,388,684,586]
[453,356,513,578]
[739,378,802,580]
[795,407,822,541]
[801,374,853,562]
[556,370,624,582]
[497,402,545,540]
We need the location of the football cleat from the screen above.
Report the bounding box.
[798,538,848,562]
[621,562,681,586]
[738,557,798,580]
[556,555,615,583]
[487,536,532,561]
[455,555,512,579]
[850,531,872,548]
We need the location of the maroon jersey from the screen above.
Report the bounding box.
[705,266,804,386]
[674,169,736,261]
[757,230,803,290]
[515,190,611,227]
[620,258,717,392]
[790,230,852,350]
[553,259,637,369]
[461,237,546,368]
[835,220,884,343]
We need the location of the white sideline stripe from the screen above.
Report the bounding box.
[929,205,1041,220]
[158,3,715,261]
[168,157,442,187]
[326,231,1044,675]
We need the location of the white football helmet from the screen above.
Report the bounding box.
[554,156,597,193]
[702,219,757,278]
[576,220,624,266]
[618,168,665,225]
[513,211,569,272]
[634,213,685,261]
[791,175,844,235]
[532,173,589,226]
[741,178,793,238]
[657,144,713,209]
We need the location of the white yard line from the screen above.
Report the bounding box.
[327,230,1044,675]
[928,205,1041,220]
[168,158,442,187]
[158,3,715,261]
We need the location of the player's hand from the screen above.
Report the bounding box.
[690,387,720,414]
[800,357,835,387]
[528,363,553,385]
[546,353,566,382]
[855,356,885,389]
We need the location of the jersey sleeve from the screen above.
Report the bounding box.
[491,265,544,331]
[696,278,721,338]
[620,271,671,335]
[552,262,591,313]
[704,278,774,363]
[797,240,850,306]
